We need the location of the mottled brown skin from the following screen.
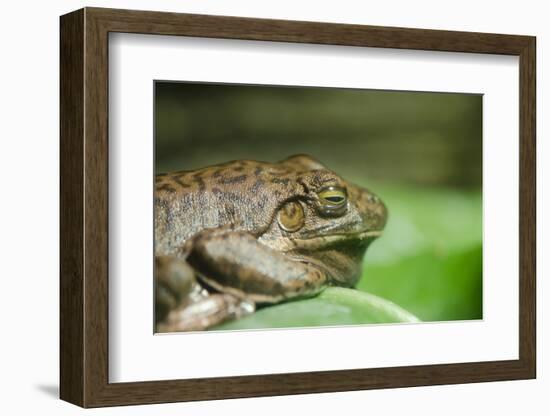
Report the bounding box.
[155,155,387,332]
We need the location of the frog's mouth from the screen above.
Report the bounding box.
[292,229,383,250]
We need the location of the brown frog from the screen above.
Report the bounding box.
[155,154,387,332]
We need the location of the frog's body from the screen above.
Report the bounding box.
[155,155,387,332]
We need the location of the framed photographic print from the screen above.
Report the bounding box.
[60,7,536,408]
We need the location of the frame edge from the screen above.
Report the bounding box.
[60,7,538,407]
[518,36,536,379]
[60,8,86,408]
[86,6,532,55]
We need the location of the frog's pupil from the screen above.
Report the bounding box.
[326,196,344,203]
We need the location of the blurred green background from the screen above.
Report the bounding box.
[155,81,482,329]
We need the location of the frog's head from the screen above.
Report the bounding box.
[264,154,387,254]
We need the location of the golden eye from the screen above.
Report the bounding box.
[277,201,305,232]
[318,187,347,206]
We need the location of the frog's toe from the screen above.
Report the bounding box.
[156,294,255,332]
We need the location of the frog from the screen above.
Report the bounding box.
[154,154,387,332]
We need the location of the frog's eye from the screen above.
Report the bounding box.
[317,186,348,216]
[277,201,305,232]
[318,187,347,206]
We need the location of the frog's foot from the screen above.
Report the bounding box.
[155,255,197,324]
[187,229,328,304]
[156,294,255,332]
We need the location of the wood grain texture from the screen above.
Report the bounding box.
[59,8,84,406]
[83,9,110,406]
[518,38,536,376]
[59,7,537,408]
[89,7,532,54]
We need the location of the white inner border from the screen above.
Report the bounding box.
[109,33,519,383]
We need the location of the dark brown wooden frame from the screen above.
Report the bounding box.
[60,7,536,408]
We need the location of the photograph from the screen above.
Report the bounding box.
[153,81,483,333]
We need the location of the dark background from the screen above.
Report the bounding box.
[155,82,482,188]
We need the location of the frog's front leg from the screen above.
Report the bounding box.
[187,230,328,303]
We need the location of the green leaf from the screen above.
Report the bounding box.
[355,184,483,322]
[358,245,482,322]
[212,287,419,331]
